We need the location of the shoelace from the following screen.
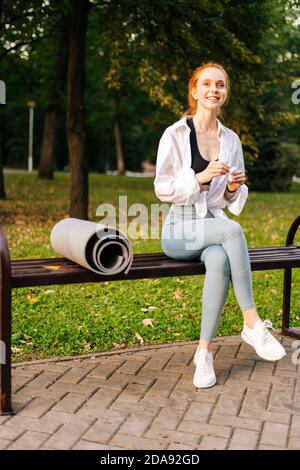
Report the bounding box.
[261,319,275,345]
[195,351,210,374]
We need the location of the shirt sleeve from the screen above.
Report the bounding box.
[153,128,201,205]
[224,136,249,216]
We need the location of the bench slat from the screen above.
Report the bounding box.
[10,245,300,288]
[10,245,300,267]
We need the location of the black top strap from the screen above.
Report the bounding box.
[186,117,218,185]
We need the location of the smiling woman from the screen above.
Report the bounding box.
[154,61,287,391]
[184,63,230,124]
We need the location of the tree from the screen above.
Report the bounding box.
[0,0,64,197]
[38,11,69,180]
[66,0,90,219]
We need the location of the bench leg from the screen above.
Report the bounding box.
[282,267,300,339]
[0,289,13,415]
[281,215,300,339]
[0,225,13,415]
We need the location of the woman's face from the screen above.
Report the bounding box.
[192,67,227,112]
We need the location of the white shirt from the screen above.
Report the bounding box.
[153,115,248,219]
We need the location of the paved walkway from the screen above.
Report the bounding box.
[0,334,299,450]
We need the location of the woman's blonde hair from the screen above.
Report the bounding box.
[182,62,230,118]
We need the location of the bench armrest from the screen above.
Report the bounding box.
[285,215,300,247]
[0,224,11,285]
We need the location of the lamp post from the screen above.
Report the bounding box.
[27,100,35,172]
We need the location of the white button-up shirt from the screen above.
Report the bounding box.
[154,115,248,219]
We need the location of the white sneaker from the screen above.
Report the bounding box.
[193,348,216,389]
[241,319,286,361]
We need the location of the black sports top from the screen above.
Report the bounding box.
[186,117,218,185]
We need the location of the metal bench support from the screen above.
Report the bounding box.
[0,225,13,415]
[282,215,300,338]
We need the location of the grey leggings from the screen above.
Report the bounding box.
[161,204,256,341]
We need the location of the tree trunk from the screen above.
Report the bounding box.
[66,0,89,219]
[114,95,125,175]
[38,14,68,180]
[38,105,58,179]
[114,120,125,176]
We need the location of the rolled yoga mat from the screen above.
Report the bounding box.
[50,218,133,275]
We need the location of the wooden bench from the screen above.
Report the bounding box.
[1,215,300,415]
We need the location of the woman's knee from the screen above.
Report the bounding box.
[201,245,230,275]
[223,219,243,240]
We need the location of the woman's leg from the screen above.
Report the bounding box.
[199,245,231,346]
[162,215,256,316]
[162,208,286,382]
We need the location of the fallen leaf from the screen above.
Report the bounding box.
[135,332,144,345]
[172,290,182,300]
[142,318,154,327]
[26,295,39,303]
[112,342,127,349]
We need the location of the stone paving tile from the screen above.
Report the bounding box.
[177,420,232,438]
[228,429,259,450]
[0,438,11,449]
[72,440,125,450]
[209,413,262,432]
[1,335,299,450]
[82,418,124,444]
[17,397,57,419]
[42,423,90,450]
[152,408,186,431]
[110,432,167,450]
[239,405,290,424]
[260,422,289,447]
[8,430,50,450]
[197,436,228,450]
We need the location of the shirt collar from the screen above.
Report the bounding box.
[172,115,224,137]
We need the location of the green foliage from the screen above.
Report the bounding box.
[247,139,300,191]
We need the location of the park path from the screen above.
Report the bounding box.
[0,334,299,450]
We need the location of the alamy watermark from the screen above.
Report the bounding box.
[0,340,5,364]
[0,80,6,104]
[291,79,300,104]
[95,196,205,250]
[291,340,300,365]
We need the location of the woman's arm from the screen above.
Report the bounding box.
[222,136,249,215]
[224,187,239,201]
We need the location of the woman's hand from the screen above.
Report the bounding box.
[196,161,230,185]
[227,170,246,191]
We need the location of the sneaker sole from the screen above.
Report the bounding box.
[241,331,286,361]
[193,377,217,389]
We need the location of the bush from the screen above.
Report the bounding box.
[247,139,300,191]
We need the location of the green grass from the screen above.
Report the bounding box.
[1,171,300,362]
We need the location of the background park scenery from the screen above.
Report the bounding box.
[0,0,300,362]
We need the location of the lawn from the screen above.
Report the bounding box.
[1,172,300,362]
